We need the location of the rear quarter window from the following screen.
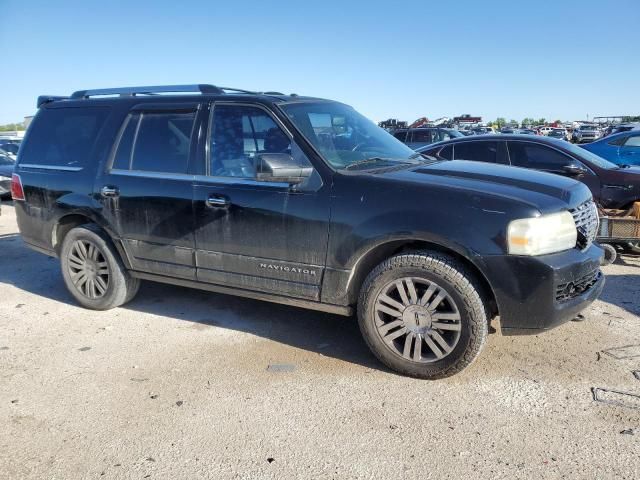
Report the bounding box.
[19,106,110,169]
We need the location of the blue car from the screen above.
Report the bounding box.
[582,130,640,166]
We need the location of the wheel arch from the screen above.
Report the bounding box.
[52,212,131,268]
[346,238,499,318]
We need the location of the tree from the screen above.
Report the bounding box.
[522,117,534,127]
[495,117,506,129]
[537,118,546,126]
[0,123,25,132]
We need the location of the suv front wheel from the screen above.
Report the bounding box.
[358,251,488,379]
[60,225,140,310]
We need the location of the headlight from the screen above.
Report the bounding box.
[507,211,577,255]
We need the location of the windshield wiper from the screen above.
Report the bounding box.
[344,157,412,171]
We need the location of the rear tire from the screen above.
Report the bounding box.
[60,224,140,310]
[357,251,488,379]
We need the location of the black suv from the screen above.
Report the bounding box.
[12,84,604,379]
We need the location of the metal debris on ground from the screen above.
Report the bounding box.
[266,364,296,373]
[620,429,636,435]
[633,371,640,381]
[601,344,640,360]
[592,388,640,410]
[78,346,91,352]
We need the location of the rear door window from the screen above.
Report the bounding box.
[393,131,407,142]
[130,112,196,174]
[410,129,435,144]
[453,141,498,163]
[19,106,109,168]
[624,135,640,147]
[110,111,196,174]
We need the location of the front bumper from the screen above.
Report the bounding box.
[479,244,604,335]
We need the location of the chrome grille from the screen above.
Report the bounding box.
[570,200,598,249]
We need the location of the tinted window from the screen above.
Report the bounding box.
[411,129,435,143]
[130,112,195,174]
[210,105,291,177]
[19,107,109,168]
[111,114,140,170]
[624,135,640,147]
[608,136,626,146]
[439,145,453,160]
[393,131,407,142]
[508,142,570,169]
[453,141,498,163]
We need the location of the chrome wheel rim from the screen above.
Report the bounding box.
[68,240,110,299]
[374,277,462,363]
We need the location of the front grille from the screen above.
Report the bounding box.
[556,269,601,302]
[570,200,599,249]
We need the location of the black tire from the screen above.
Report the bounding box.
[600,243,617,265]
[357,251,488,379]
[60,224,140,310]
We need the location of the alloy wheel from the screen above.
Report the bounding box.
[374,277,462,363]
[67,239,110,299]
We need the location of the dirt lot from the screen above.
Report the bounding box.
[1,202,639,479]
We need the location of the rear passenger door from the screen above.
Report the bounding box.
[99,103,203,280]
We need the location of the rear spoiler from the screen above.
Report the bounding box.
[37,95,69,108]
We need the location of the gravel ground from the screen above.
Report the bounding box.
[1,202,639,479]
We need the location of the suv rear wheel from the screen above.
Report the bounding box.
[60,225,140,310]
[358,251,488,379]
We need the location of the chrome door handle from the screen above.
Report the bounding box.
[205,195,230,209]
[101,186,119,198]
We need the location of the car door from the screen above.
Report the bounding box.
[99,102,202,280]
[192,102,330,301]
[506,140,601,197]
[618,133,640,165]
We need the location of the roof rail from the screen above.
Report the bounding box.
[70,84,224,99]
[37,95,70,108]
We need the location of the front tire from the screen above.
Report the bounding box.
[60,224,140,310]
[357,251,488,379]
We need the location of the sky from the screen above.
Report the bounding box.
[1,0,639,125]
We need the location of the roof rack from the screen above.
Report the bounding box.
[70,84,225,99]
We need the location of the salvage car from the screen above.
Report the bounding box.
[392,126,464,149]
[419,135,640,209]
[581,131,640,166]
[12,84,603,379]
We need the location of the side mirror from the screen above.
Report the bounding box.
[254,153,313,184]
[562,164,588,177]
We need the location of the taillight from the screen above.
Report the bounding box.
[11,174,25,201]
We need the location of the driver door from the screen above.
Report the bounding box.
[193,102,331,301]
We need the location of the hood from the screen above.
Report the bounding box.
[375,160,591,212]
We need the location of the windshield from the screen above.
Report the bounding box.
[564,142,617,169]
[580,125,596,131]
[280,102,419,170]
